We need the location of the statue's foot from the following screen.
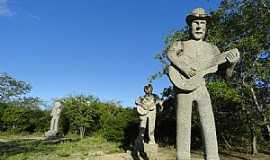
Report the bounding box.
[176,152,190,160]
[205,156,220,160]
[45,130,58,139]
[148,140,155,145]
[44,130,52,137]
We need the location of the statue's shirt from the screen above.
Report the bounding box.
[135,94,161,111]
[51,107,62,117]
[167,40,221,89]
[181,40,220,72]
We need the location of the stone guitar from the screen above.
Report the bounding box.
[168,48,239,92]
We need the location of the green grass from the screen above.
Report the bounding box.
[1,133,270,160]
[0,133,122,160]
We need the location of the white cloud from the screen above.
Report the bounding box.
[0,0,12,16]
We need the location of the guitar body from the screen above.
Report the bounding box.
[167,48,237,92]
[137,105,149,115]
[136,95,156,115]
[168,65,206,92]
[167,39,239,92]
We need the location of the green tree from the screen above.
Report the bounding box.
[1,105,48,133]
[0,73,31,102]
[60,95,101,139]
[207,0,270,154]
[0,102,10,131]
[0,73,46,132]
[98,103,138,143]
[9,97,43,110]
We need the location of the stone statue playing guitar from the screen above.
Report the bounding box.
[135,84,163,144]
[166,8,240,160]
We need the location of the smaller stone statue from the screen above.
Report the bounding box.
[133,84,163,160]
[45,102,63,139]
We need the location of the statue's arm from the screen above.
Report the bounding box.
[225,48,240,78]
[217,63,236,79]
[224,63,236,79]
[156,99,163,108]
[135,97,143,106]
[56,108,62,115]
[50,108,55,116]
[218,48,240,79]
[153,94,164,111]
[166,41,196,77]
[205,65,219,74]
[157,100,164,112]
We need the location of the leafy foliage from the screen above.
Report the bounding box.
[60,95,101,138]
[58,95,138,145]
[0,73,31,102]
[98,104,138,144]
[0,73,47,133]
[207,0,270,153]
[1,105,49,133]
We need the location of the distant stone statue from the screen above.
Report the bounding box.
[45,102,63,138]
[135,84,163,144]
[133,84,163,160]
[166,8,240,160]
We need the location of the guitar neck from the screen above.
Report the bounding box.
[204,49,235,69]
[214,52,227,66]
[198,49,239,77]
[214,48,238,66]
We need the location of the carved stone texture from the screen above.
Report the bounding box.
[45,102,63,139]
[166,8,240,160]
[133,84,163,160]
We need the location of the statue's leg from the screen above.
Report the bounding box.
[54,117,59,132]
[196,86,220,160]
[139,115,147,141]
[176,93,193,160]
[134,115,147,153]
[148,109,156,144]
[52,119,56,131]
[50,119,55,131]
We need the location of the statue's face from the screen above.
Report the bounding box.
[144,87,153,95]
[54,102,61,108]
[191,19,207,41]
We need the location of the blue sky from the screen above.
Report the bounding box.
[0,0,220,107]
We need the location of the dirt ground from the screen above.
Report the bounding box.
[90,147,270,160]
[1,135,270,160]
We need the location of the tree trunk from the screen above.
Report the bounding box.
[252,135,258,155]
[250,87,270,137]
[266,125,270,137]
[79,127,85,139]
[222,134,232,149]
[82,127,85,138]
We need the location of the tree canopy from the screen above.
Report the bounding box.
[0,73,31,102]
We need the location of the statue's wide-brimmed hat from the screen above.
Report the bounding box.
[186,8,211,25]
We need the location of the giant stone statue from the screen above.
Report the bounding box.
[166,8,240,160]
[45,102,63,139]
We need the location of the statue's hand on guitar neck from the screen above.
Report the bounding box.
[225,48,240,64]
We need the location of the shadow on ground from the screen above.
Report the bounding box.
[0,138,79,159]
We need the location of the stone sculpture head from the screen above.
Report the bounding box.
[54,101,62,108]
[144,84,153,95]
[186,8,210,41]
